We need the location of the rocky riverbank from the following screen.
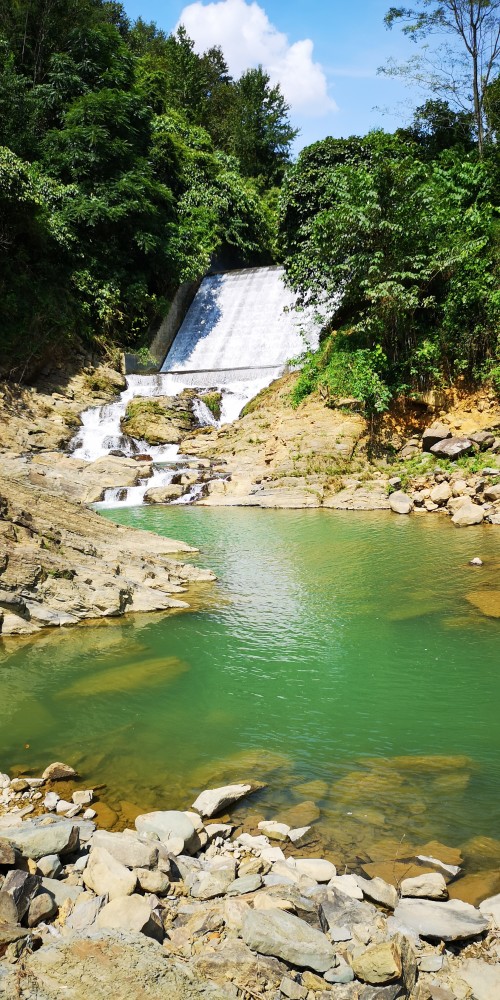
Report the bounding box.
[0,763,499,1000]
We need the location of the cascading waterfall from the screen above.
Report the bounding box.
[68,266,318,508]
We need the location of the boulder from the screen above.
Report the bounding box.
[293,858,336,883]
[257,820,290,842]
[422,423,452,452]
[469,431,496,450]
[134,869,170,896]
[189,866,235,900]
[192,784,252,818]
[430,482,452,505]
[134,810,196,852]
[42,761,78,781]
[354,875,398,910]
[451,500,485,526]
[83,847,137,900]
[41,877,83,907]
[43,792,59,811]
[72,790,93,806]
[96,894,163,942]
[64,893,108,931]
[92,830,158,870]
[350,940,402,985]
[390,897,489,940]
[479,892,500,928]
[144,485,184,503]
[227,874,262,895]
[241,907,336,973]
[27,890,58,927]
[36,854,63,879]
[430,437,474,460]
[400,872,448,900]
[319,889,378,933]
[483,483,500,502]
[1,870,40,920]
[389,492,413,515]
[1,819,79,860]
[328,875,363,900]
[192,938,286,993]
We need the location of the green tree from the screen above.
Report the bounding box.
[230,66,298,185]
[383,2,500,154]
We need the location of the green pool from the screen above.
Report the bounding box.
[1,507,499,869]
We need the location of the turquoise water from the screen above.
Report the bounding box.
[1,507,499,865]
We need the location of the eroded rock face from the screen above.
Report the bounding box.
[0,475,214,636]
[121,391,198,446]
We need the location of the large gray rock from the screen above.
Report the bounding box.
[469,431,496,450]
[189,866,235,900]
[241,907,335,972]
[92,830,158,870]
[1,818,79,859]
[192,784,252,818]
[389,492,413,515]
[354,876,398,910]
[430,437,474,459]
[422,423,452,452]
[319,888,378,932]
[37,854,63,879]
[451,500,485,526]
[42,877,83,907]
[430,481,452,505]
[83,847,137,900]
[390,897,489,940]
[134,810,196,852]
[96,894,164,942]
[293,858,336,882]
[64,893,108,931]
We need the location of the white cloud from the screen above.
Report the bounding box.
[176,0,336,117]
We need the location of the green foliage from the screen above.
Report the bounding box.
[200,391,222,420]
[280,130,499,410]
[0,0,290,376]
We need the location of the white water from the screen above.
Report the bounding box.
[69,267,318,507]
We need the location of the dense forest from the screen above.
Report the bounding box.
[0,0,499,408]
[0,0,295,376]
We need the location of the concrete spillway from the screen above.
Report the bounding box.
[70,266,317,506]
[160,266,318,420]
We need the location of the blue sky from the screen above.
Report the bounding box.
[123,0,427,149]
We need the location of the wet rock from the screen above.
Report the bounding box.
[1,819,80,859]
[390,897,489,940]
[400,873,448,900]
[389,492,413,515]
[241,906,336,972]
[355,876,398,910]
[42,761,78,781]
[257,820,290,841]
[96,894,164,942]
[469,557,483,566]
[135,810,197,853]
[92,830,159,870]
[430,437,474,460]
[192,784,252,818]
[27,890,58,927]
[72,789,93,806]
[145,485,184,503]
[451,500,485,526]
[422,424,452,452]
[1,869,40,920]
[83,847,137,900]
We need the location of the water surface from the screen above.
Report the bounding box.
[1,508,499,867]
